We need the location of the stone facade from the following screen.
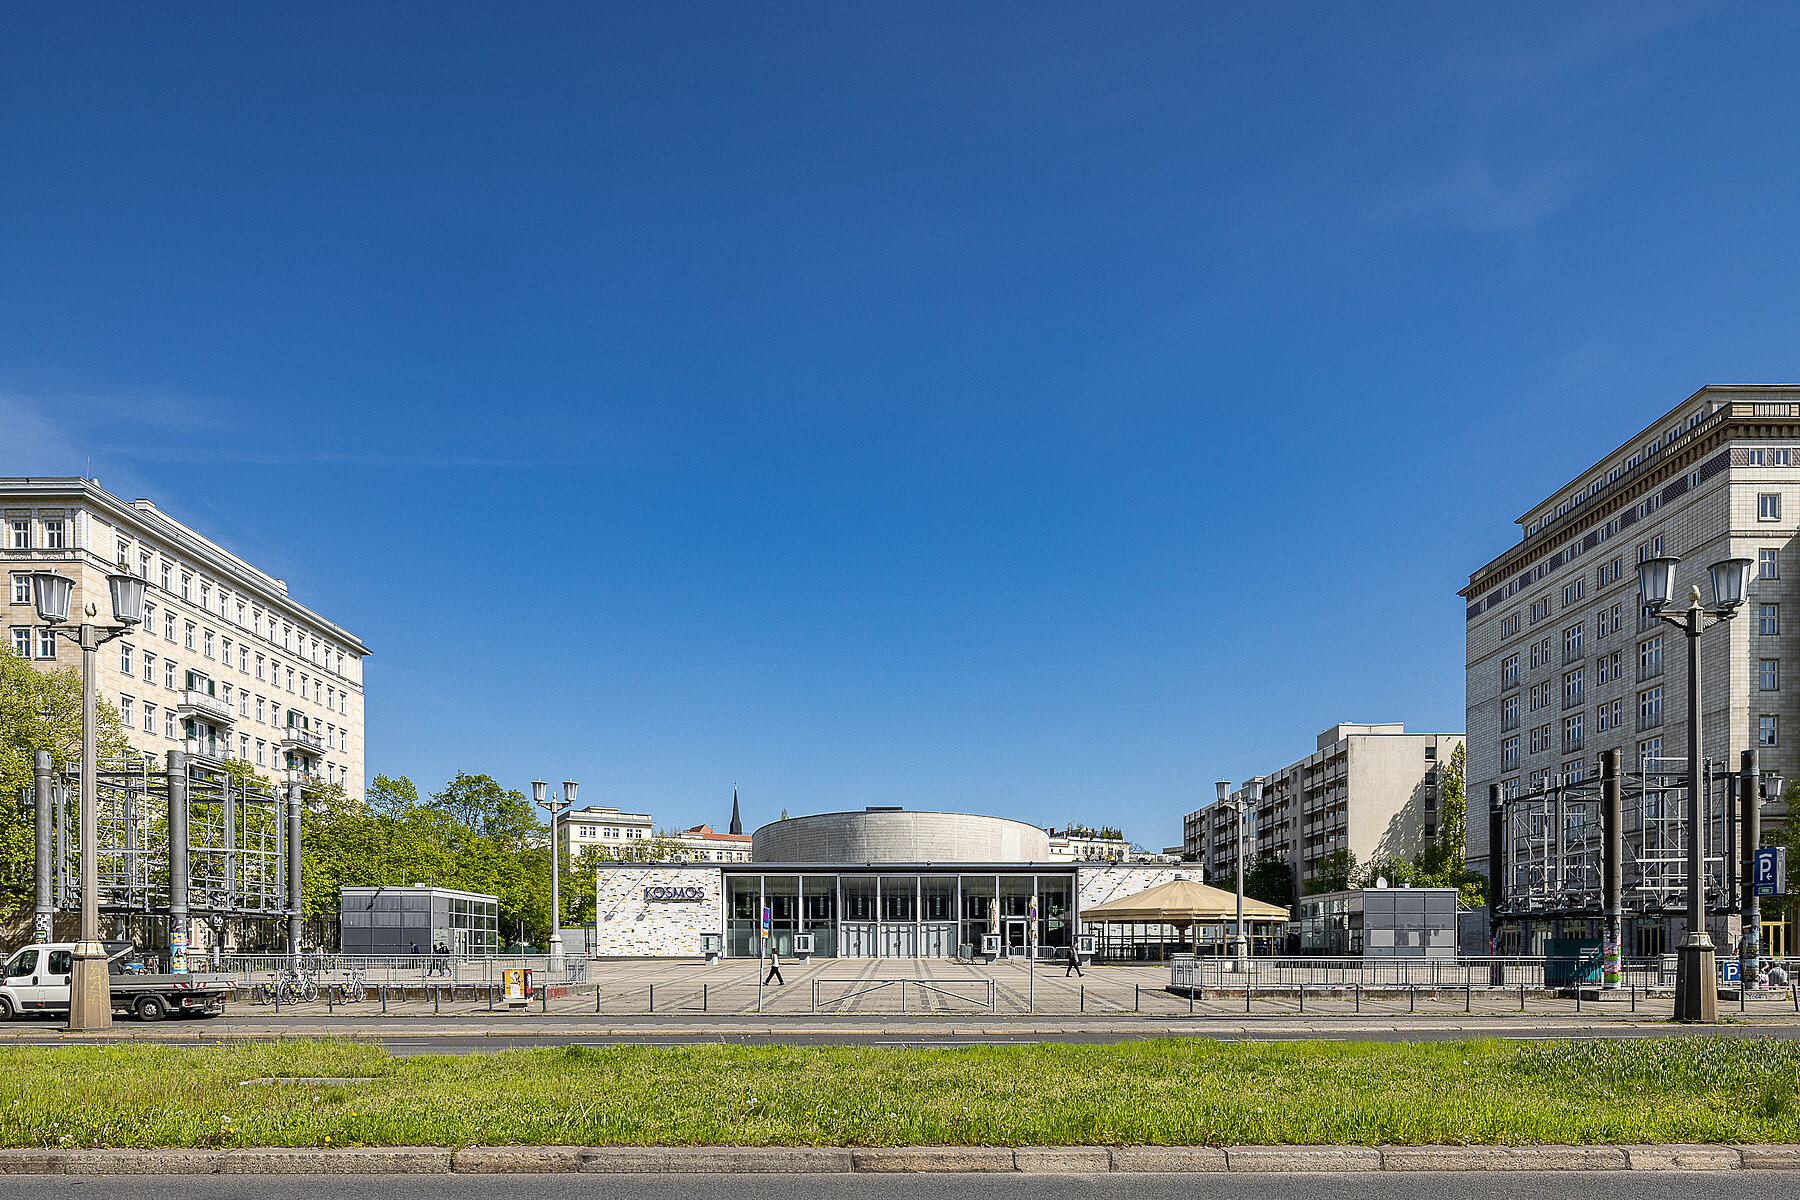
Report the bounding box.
[1462,385,1800,954]
[2,478,368,798]
[593,864,722,956]
[1075,863,1190,909]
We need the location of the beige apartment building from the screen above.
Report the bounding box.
[1184,723,1463,895]
[1462,385,1800,955]
[560,804,657,859]
[3,478,368,798]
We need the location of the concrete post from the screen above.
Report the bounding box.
[166,749,190,973]
[33,750,54,943]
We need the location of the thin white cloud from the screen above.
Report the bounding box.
[1368,157,1586,234]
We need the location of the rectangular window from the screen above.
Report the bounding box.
[9,574,28,605]
[1762,715,1780,747]
[1529,682,1549,712]
[1530,597,1552,624]
[255,654,265,680]
[1638,636,1663,681]
[184,622,195,651]
[114,538,131,567]
[1563,579,1586,607]
[199,583,210,611]
[1564,668,1583,707]
[256,696,265,723]
[42,520,63,549]
[285,666,295,693]
[11,627,30,657]
[1760,494,1782,521]
[1565,713,1583,751]
[255,740,266,766]
[1501,736,1519,771]
[164,709,176,739]
[138,551,150,579]
[1639,686,1664,730]
[8,520,27,549]
[1639,737,1664,770]
[164,660,176,689]
[119,695,133,726]
[1597,698,1623,733]
[1762,549,1780,580]
[1502,612,1522,637]
[142,652,155,683]
[1500,655,1519,688]
[159,562,171,591]
[238,646,248,672]
[120,643,133,674]
[1563,623,1584,663]
[180,573,191,601]
[1762,660,1780,692]
[240,733,250,760]
[203,630,214,659]
[143,703,156,734]
[163,611,175,640]
[1762,605,1780,636]
[35,628,55,659]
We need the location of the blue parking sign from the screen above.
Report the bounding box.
[1721,958,1741,985]
[761,905,772,934]
[1755,847,1788,897]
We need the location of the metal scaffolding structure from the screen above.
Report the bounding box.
[1493,757,1730,924]
[30,748,303,962]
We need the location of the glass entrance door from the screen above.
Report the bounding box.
[1004,918,1028,958]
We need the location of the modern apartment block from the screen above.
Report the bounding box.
[1184,723,1463,896]
[1461,385,1800,956]
[3,478,368,798]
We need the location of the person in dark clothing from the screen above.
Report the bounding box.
[764,950,784,985]
[1064,944,1084,977]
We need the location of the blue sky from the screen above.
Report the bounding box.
[4,3,1798,847]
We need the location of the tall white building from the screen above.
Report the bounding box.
[1461,386,1800,955]
[3,478,369,797]
[1185,723,1462,895]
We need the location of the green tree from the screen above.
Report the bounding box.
[1407,744,1486,907]
[0,646,133,918]
[1214,856,1296,908]
[1758,781,1800,925]
[1306,849,1356,894]
[427,772,544,849]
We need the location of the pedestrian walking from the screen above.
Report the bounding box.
[764,950,785,985]
[1064,944,1083,977]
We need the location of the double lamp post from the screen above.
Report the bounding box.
[1212,777,1257,973]
[533,779,577,971]
[1636,551,1753,1024]
[25,569,147,1032]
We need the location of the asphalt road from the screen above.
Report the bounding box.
[1,1173,1792,1200]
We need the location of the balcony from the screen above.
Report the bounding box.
[281,726,323,755]
[178,689,234,724]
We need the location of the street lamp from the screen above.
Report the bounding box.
[28,571,144,1032]
[535,779,576,971]
[1214,779,1253,973]
[1638,553,1755,1022]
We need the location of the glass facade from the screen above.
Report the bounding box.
[722,869,1076,958]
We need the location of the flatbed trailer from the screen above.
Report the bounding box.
[0,942,234,1021]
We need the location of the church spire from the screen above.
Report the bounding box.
[729,785,742,836]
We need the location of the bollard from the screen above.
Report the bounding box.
[1630,981,1636,1012]
[1298,982,1304,1014]
[1245,981,1251,1015]
[649,984,655,1014]
[1409,984,1415,1014]
[1355,982,1360,1013]
[273,985,280,1014]
[434,986,441,1014]
[1576,984,1582,1014]
[1520,981,1526,1012]
[594,984,601,1014]
[326,986,333,1013]
[1134,984,1139,1013]
[1465,984,1471,1014]
[1188,981,1194,1015]
[381,985,387,1014]
[1742,981,1748,1014]
[703,983,708,1013]
[542,982,548,1013]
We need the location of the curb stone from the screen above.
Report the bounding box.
[454,1146,588,1173]
[1380,1145,1628,1171]
[582,1147,853,1173]
[64,1149,225,1175]
[1014,1147,1112,1172]
[1737,1145,1800,1169]
[220,1147,452,1173]
[852,1147,1016,1172]
[1226,1146,1383,1171]
[0,1151,64,1175]
[1109,1146,1229,1172]
[1623,1145,1742,1170]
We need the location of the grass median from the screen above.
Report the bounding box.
[3,1037,1799,1149]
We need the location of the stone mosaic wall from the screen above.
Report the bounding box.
[592,865,723,957]
[1075,863,1190,912]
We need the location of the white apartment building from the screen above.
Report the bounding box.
[1045,827,1131,861]
[3,478,368,798]
[673,823,753,863]
[1462,385,1800,956]
[560,804,657,859]
[1185,724,1463,896]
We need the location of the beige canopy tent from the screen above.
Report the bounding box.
[1080,876,1290,953]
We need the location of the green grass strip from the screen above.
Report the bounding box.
[2,1037,1799,1149]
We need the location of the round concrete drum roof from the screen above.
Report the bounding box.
[750,808,1052,864]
